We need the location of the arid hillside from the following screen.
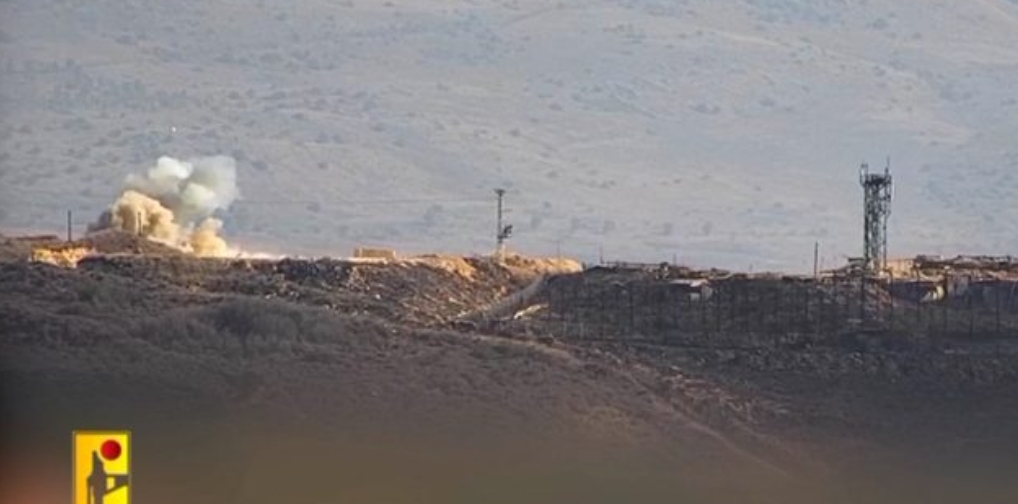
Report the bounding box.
[3,0,1018,268]
[2,235,1018,504]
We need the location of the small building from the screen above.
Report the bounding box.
[352,247,397,260]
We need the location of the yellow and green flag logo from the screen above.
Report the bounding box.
[72,431,131,504]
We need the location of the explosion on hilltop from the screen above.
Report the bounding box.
[88,155,242,257]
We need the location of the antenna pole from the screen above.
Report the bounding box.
[814,241,819,279]
[495,188,506,258]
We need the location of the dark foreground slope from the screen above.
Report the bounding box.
[2,248,1018,503]
[511,267,1018,501]
[0,254,787,504]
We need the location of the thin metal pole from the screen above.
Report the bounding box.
[66,210,73,242]
[814,242,819,279]
[495,188,505,256]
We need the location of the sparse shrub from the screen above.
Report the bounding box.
[206,298,309,354]
[132,312,232,355]
[74,278,133,308]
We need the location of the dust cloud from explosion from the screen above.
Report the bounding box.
[89,155,246,257]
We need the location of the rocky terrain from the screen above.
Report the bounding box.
[2,234,1018,503]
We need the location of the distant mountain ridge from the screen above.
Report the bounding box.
[1,0,1017,271]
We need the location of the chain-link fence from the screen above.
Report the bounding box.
[494,271,1018,345]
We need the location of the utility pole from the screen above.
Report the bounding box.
[66,210,73,242]
[494,188,512,259]
[813,241,819,279]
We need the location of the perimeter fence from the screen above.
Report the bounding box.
[494,269,1018,346]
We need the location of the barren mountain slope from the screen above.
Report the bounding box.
[2,0,1018,270]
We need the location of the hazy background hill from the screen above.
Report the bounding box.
[1,0,1017,271]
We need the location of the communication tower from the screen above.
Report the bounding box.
[859,159,893,274]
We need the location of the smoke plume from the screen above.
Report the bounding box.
[89,156,241,257]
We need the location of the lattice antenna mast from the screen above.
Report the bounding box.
[859,158,893,274]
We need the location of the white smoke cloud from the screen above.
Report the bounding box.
[123,155,239,223]
[89,155,244,257]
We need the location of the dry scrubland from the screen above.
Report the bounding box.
[2,233,1018,503]
[3,0,1018,268]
